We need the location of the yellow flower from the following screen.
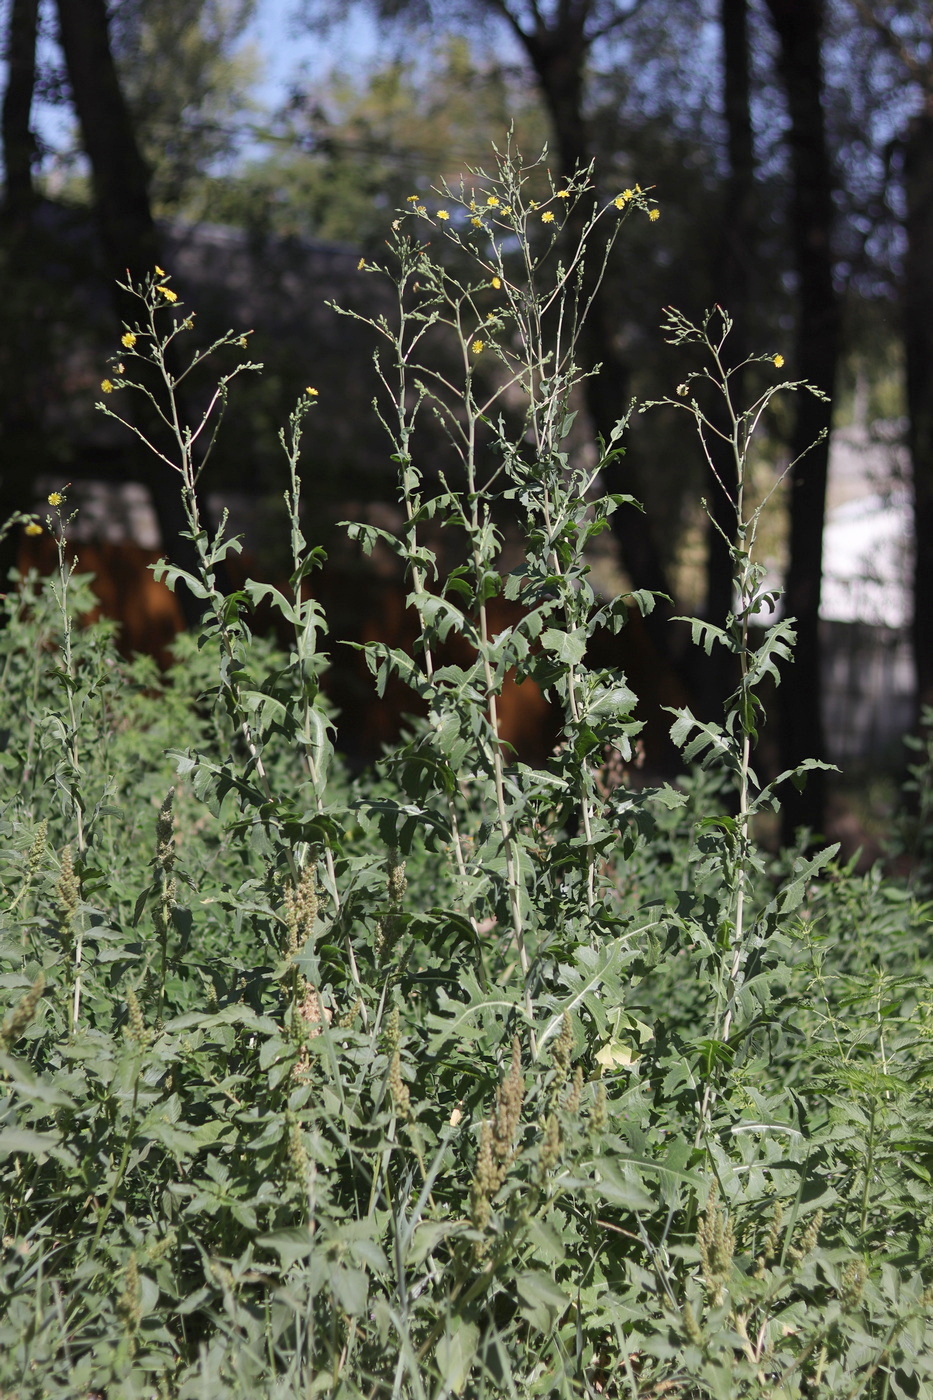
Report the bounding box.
[490,276,501,289]
[406,194,419,202]
[614,189,634,208]
[471,217,482,227]
[238,336,248,348]
[556,189,571,199]
[436,209,450,220]
[158,286,178,302]
[542,211,555,224]
[486,195,500,207]
[358,257,366,270]
[121,331,137,349]
[24,522,42,537]
[471,339,484,354]
[648,208,660,222]
[305,386,319,396]
[47,491,64,507]
[154,265,166,276]
[773,354,785,368]
[100,379,114,394]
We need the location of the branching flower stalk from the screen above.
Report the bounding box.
[352,256,483,974]
[345,146,655,1030]
[652,306,830,1141]
[279,399,363,993]
[44,491,91,1029]
[97,272,301,884]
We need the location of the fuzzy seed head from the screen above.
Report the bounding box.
[388,1050,412,1121]
[538,1112,561,1179]
[683,1300,703,1347]
[698,1184,735,1307]
[590,1081,608,1134]
[26,820,48,883]
[841,1258,866,1309]
[386,849,407,905]
[117,1251,142,1337]
[125,988,148,1046]
[284,865,319,960]
[563,1064,584,1116]
[338,997,362,1028]
[56,846,79,934]
[0,972,45,1049]
[383,1005,401,1052]
[551,1012,573,1091]
[156,789,176,872]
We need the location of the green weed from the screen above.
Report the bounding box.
[0,143,931,1399]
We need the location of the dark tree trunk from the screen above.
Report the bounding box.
[2,0,40,220]
[54,0,160,278]
[0,0,42,592]
[765,0,840,843]
[903,103,933,725]
[702,0,756,719]
[55,0,221,623]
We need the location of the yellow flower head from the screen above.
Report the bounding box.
[100,379,114,394]
[471,217,482,227]
[154,265,166,277]
[436,209,450,220]
[471,339,484,354]
[542,211,555,224]
[416,205,427,215]
[121,331,137,349]
[556,189,571,199]
[485,195,500,207]
[358,257,366,271]
[490,276,501,289]
[47,491,64,507]
[305,386,319,397]
[158,285,178,303]
[614,190,634,208]
[773,354,785,368]
[24,521,43,536]
[406,194,419,202]
[648,208,660,222]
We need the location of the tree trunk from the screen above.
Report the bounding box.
[2,0,40,220]
[522,24,687,704]
[765,0,840,843]
[0,0,42,593]
[702,0,756,719]
[903,104,933,725]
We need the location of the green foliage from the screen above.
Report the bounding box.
[0,144,931,1399]
[203,37,547,246]
[111,0,261,215]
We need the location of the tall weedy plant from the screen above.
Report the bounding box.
[645,306,837,1142]
[341,144,653,1044]
[2,142,931,1400]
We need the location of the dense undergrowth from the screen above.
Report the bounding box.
[1,147,933,1399]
